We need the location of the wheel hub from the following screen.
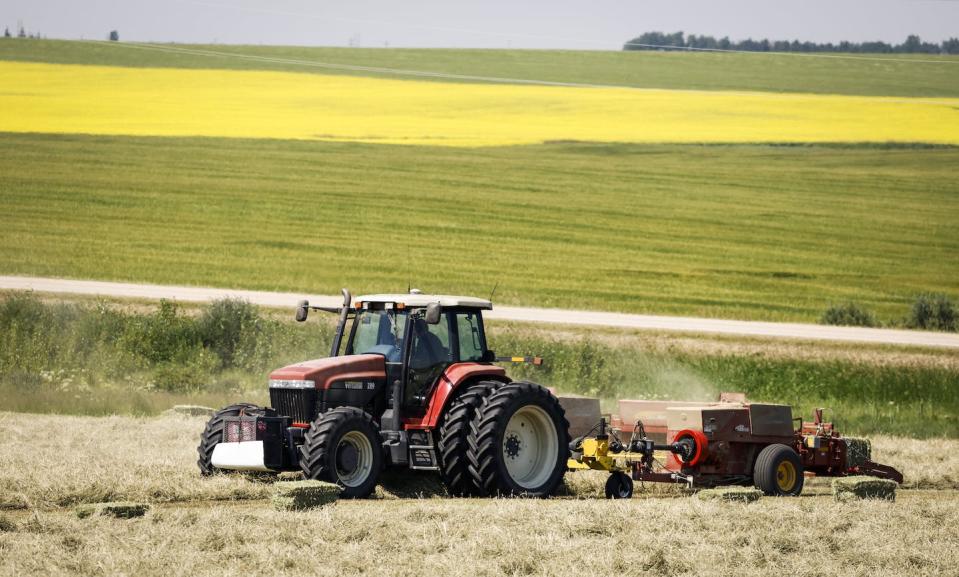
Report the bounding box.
[505,434,521,459]
[337,443,359,473]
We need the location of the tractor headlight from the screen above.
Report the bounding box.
[268,379,315,389]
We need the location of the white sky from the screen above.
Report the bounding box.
[2,0,957,48]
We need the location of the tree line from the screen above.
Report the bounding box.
[624,31,959,55]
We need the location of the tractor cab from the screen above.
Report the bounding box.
[345,292,494,418]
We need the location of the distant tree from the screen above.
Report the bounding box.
[17,25,25,38]
[943,38,959,55]
[109,30,119,41]
[3,27,10,38]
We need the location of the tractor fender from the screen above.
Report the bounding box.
[412,363,509,429]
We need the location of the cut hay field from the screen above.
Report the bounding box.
[0,413,957,576]
[3,60,958,146]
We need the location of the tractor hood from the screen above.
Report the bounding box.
[269,354,386,390]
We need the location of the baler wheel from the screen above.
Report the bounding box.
[299,407,383,498]
[753,444,804,496]
[605,472,634,499]
[196,403,263,476]
[437,380,503,496]
[467,382,570,497]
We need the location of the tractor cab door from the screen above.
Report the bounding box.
[403,314,453,415]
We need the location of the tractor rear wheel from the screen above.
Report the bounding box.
[197,403,263,476]
[468,382,570,497]
[753,444,804,496]
[299,407,383,498]
[437,380,503,496]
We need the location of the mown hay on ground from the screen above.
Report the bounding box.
[76,502,151,519]
[696,487,763,503]
[271,481,340,511]
[833,476,897,502]
[845,437,872,468]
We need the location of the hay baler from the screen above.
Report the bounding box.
[569,403,903,498]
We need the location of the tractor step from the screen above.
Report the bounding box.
[407,429,440,470]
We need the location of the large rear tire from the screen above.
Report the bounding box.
[196,403,262,476]
[753,444,804,496]
[299,407,383,498]
[437,380,503,496]
[468,382,570,497]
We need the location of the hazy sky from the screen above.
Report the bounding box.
[3,0,957,48]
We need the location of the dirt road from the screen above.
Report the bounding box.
[2,275,957,349]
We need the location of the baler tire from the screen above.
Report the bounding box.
[196,403,263,476]
[605,472,634,499]
[437,380,503,496]
[467,381,570,498]
[753,444,804,496]
[299,407,383,499]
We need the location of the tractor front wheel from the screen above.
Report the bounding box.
[299,407,383,498]
[753,444,804,496]
[468,382,570,497]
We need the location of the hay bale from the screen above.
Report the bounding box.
[271,480,341,511]
[832,476,897,502]
[76,502,151,519]
[844,437,872,469]
[696,487,763,503]
[166,405,215,417]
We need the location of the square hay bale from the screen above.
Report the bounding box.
[165,405,215,417]
[272,480,341,511]
[832,476,897,502]
[844,437,872,469]
[696,487,763,503]
[76,502,151,519]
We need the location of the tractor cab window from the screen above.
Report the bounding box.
[404,314,452,410]
[349,309,407,362]
[455,311,486,362]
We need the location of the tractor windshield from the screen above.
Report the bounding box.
[349,309,408,362]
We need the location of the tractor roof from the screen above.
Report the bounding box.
[356,292,492,310]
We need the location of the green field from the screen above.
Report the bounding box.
[2,39,959,97]
[1,133,956,321]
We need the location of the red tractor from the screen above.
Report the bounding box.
[197,290,570,498]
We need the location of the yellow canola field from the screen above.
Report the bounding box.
[2,61,958,146]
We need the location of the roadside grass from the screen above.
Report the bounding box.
[1,134,957,322]
[2,39,959,98]
[0,411,955,512]
[1,293,955,437]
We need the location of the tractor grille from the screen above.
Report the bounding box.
[224,420,256,443]
[269,387,317,424]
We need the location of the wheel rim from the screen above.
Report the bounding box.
[502,405,558,489]
[776,460,797,492]
[336,431,373,488]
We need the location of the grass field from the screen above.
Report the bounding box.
[1,133,956,321]
[3,39,959,97]
[0,413,956,576]
[4,60,958,146]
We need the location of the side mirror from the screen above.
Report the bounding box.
[295,300,309,322]
[424,302,442,325]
